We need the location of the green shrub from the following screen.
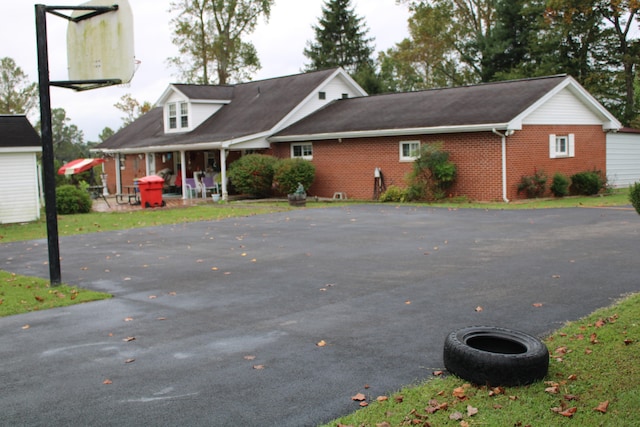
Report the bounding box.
[379,185,408,202]
[227,154,278,198]
[56,185,92,214]
[407,143,456,201]
[629,182,640,215]
[570,170,603,195]
[550,172,570,197]
[273,158,316,195]
[517,170,547,198]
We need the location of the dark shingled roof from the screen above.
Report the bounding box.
[274,75,569,137]
[97,68,339,150]
[0,116,41,148]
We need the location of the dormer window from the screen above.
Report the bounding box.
[167,101,189,130]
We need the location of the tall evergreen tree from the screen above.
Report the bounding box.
[0,57,38,115]
[303,0,376,90]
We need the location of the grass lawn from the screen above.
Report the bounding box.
[322,292,640,427]
[0,270,110,317]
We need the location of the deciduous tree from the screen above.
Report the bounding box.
[168,0,273,84]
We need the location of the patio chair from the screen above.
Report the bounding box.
[184,178,200,199]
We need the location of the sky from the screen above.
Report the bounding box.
[2,0,410,142]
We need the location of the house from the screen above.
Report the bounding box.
[95,68,367,199]
[607,127,640,188]
[97,71,623,202]
[0,116,42,224]
[270,74,622,201]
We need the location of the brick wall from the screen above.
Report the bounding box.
[271,124,607,201]
[505,125,606,200]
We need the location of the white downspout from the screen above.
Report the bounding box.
[492,128,510,203]
[115,153,122,194]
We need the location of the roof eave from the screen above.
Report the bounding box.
[269,123,511,142]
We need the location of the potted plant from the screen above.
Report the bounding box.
[287,182,307,207]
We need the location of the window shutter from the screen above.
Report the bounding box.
[549,134,556,158]
[568,134,575,157]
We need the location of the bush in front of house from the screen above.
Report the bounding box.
[550,172,570,197]
[517,170,547,198]
[629,182,640,215]
[227,154,278,198]
[273,158,316,195]
[407,143,456,201]
[379,185,408,202]
[56,184,92,214]
[570,170,604,195]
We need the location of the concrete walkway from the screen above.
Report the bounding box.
[0,205,638,426]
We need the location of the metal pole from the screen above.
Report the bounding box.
[35,4,62,285]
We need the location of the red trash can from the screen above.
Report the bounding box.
[137,175,166,208]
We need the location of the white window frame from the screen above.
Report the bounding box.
[166,101,189,132]
[549,134,575,158]
[291,143,313,160]
[400,140,420,162]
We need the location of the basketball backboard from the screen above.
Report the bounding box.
[66,0,135,85]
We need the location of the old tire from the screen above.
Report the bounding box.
[443,326,549,386]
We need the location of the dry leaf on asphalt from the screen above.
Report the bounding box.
[103,379,113,385]
[316,340,327,347]
[351,393,366,401]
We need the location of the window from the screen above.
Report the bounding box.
[180,102,189,128]
[549,134,575,158]
[318,92,326,100]
[400,141,420,162]
[167,102,189,131]
[168,104,177,129]
[291,143,313,160]
[341,93,349,99]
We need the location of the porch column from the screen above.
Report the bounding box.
[145,153,151,176]
[115,153,122,194]
[220,148,228,200]
[180,150,188,200]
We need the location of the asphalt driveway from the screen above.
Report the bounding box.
[0,205,638,426]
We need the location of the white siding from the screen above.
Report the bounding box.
[607,132,640,187]
[191,103,224,130]
[523,87,603,125]
[280,74,363,129]
[0,153,41,223]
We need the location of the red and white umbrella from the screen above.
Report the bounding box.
[57,158,105,175]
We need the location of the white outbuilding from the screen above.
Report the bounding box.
[607,127,640,188]
[0,116,42,224]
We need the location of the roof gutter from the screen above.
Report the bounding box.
[269,123,511,143]
[492,128,513,203]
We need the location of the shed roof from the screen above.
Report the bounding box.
[0,116,41,148]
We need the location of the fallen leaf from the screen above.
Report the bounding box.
[124,317,134,322]
[590,333,599,344]
[211,267,219,271]
[475,306,483,312]
[559,407,578,417]
[359,401,368,407]
[593,400,609,413]
[564,394,579,401]
[405,300,411,305]
[453,386,466,398]
[567,374,578,381]
[316,340,327,347]
[467,405,478,417]
[124,358,135,364]
[624,338,633,345]
[252,364,265,370]
[460,421,470,427]
[545,386,559,394]
[168,291,177,296]
[123,336,136,342]
[351,393,366,401]
[595,318,605,328]
[376,396,388,402]
[394,395,404,403]
[244,355,256,361]
[552,274,561,278]
[449,411,464,421]
[21,324,30,330]
[433,370,443,376]
[35,295,44,302]
[157,317,167,321]
[148,295,157,299]
[376,422,391,427]
[533,302,543,307]
[103,379,113,385]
